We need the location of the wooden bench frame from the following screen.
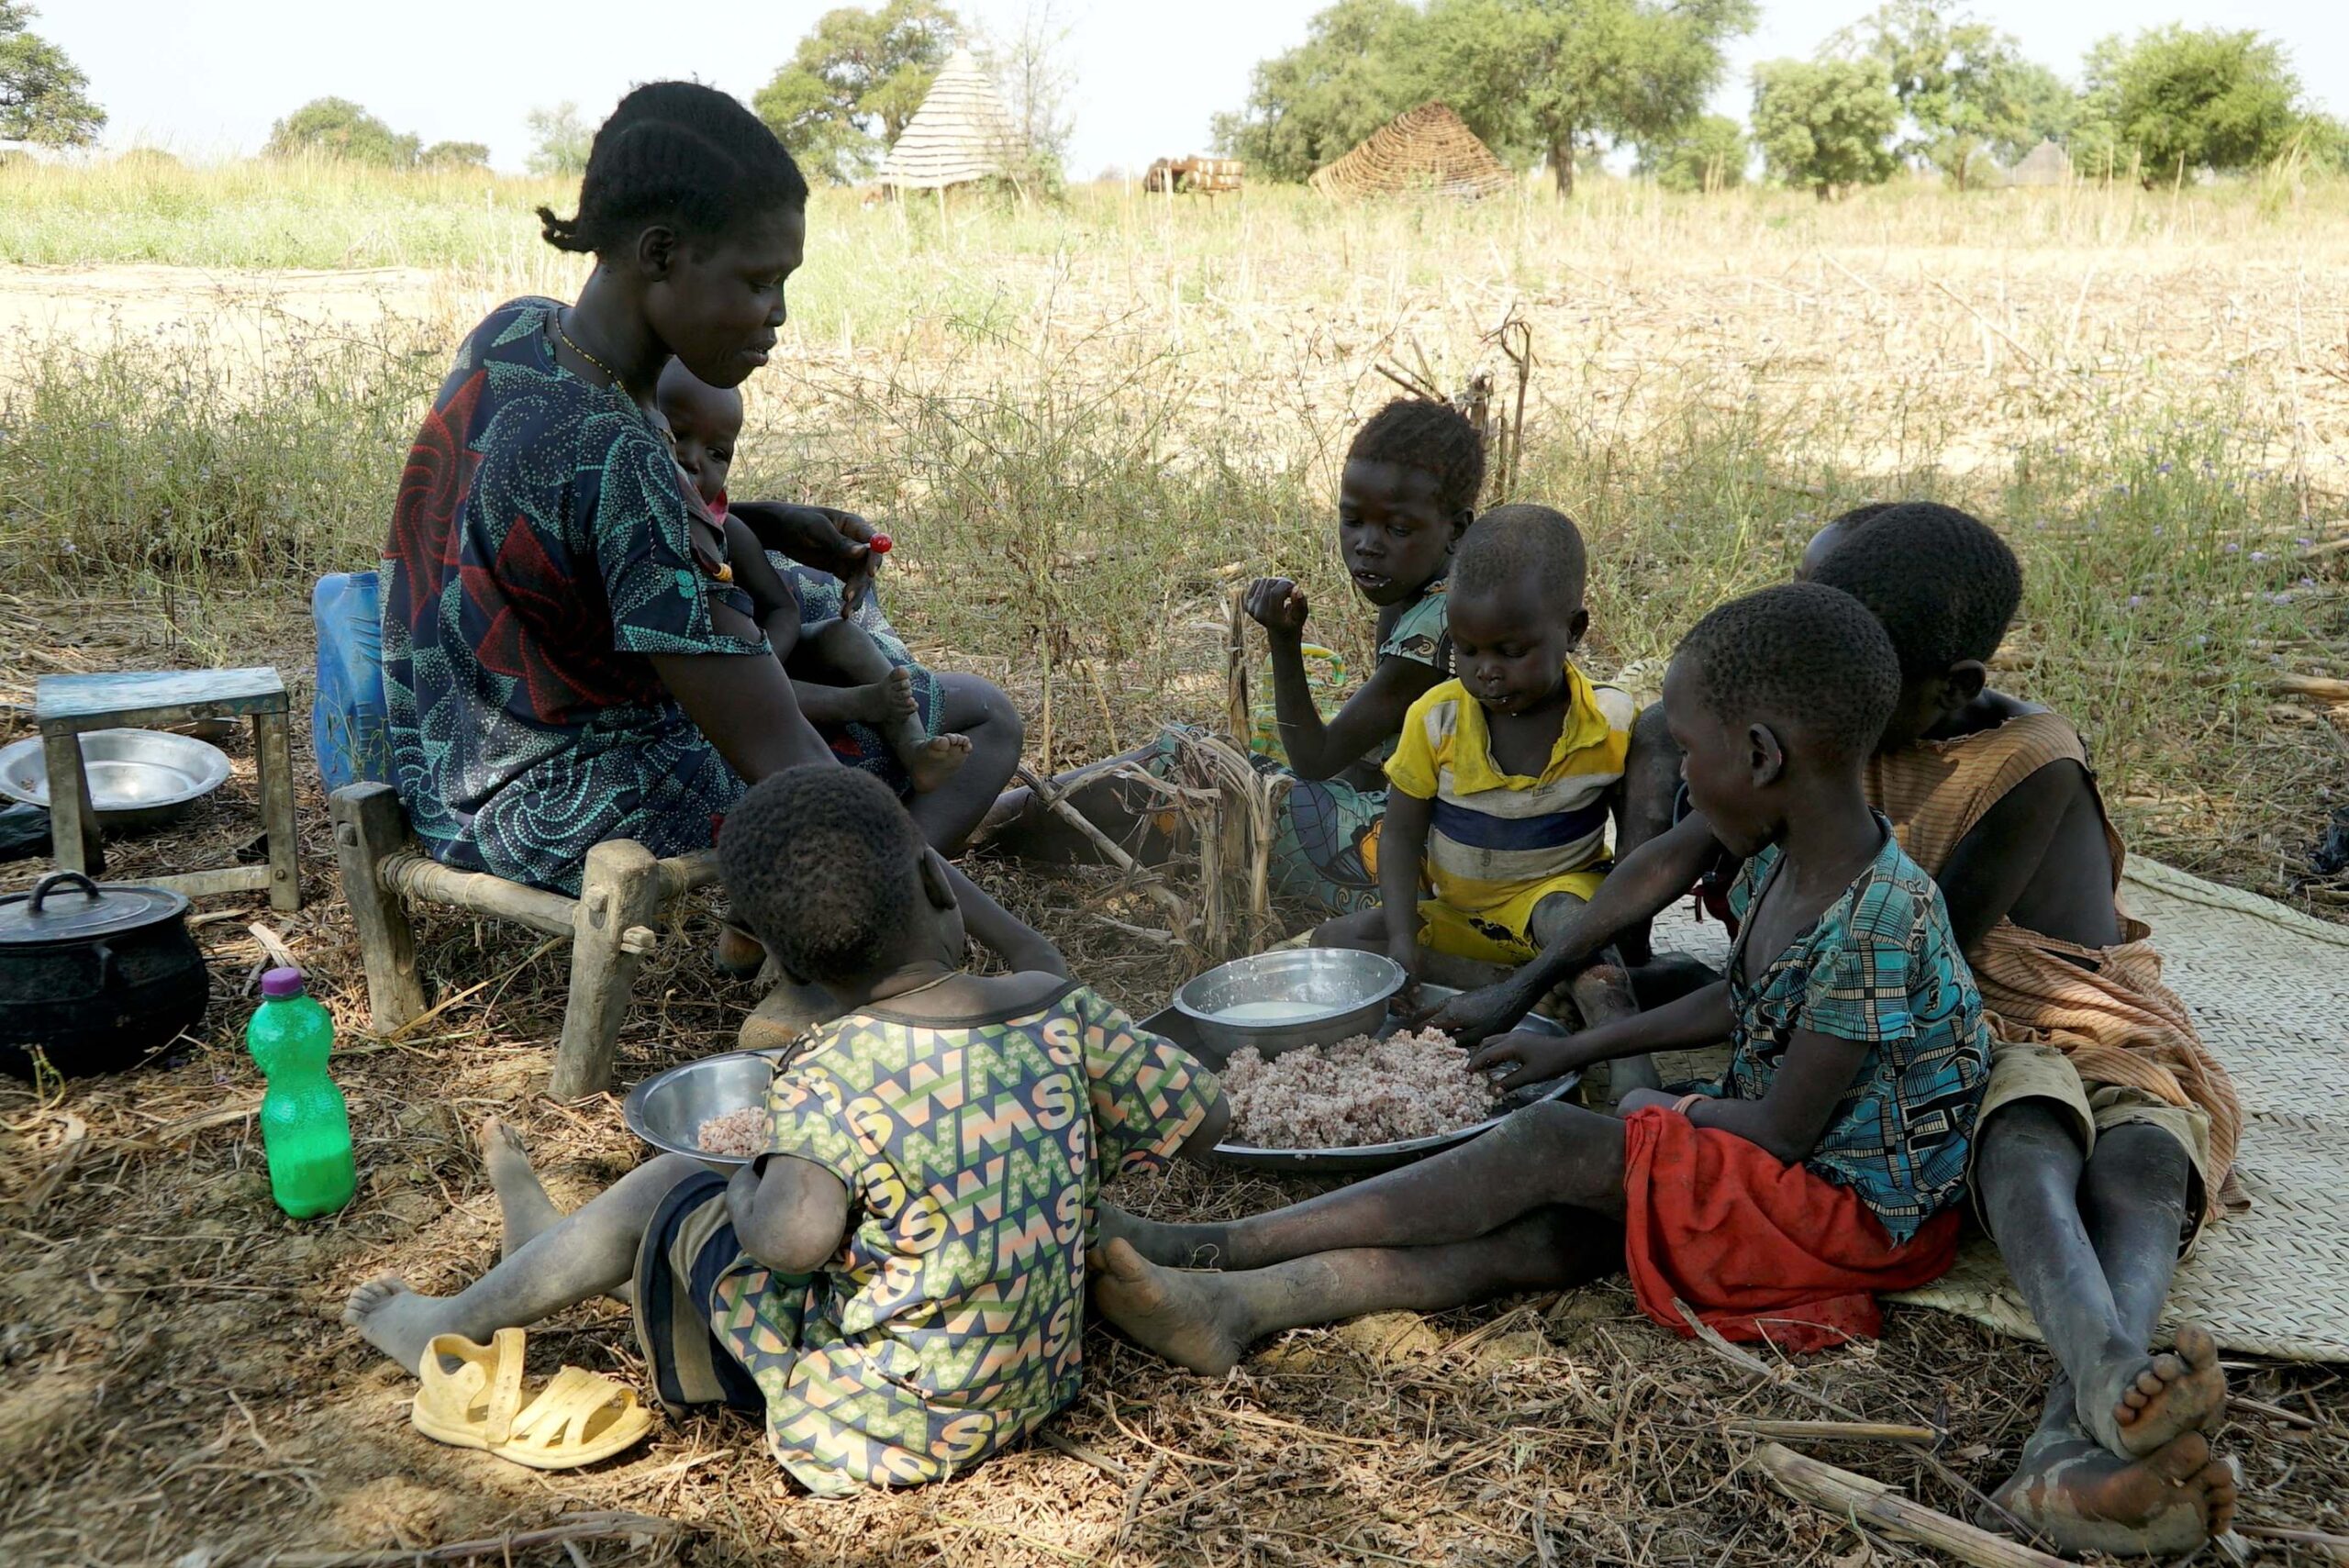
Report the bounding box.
[328,783,718,1097]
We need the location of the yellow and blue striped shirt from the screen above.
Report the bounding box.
[1384,665,1636,914]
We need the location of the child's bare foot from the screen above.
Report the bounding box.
[1568,962,1638,1030]
[342,1274,464,1375]
[1992,1422,2236,1556]
[2083,1324,2226,1457]
[1089,1240,1250,1376]
[904,733,972,794]
[479,1117,562,1260]
[843,668,921,727]
[1096,1203,1230,1269]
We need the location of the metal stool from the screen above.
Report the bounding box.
[38,667,300,911]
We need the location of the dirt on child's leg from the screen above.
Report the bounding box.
[1991,1377,2236,1555]
[1093,1207,1614,1375]
[344,1152,708,1375]
[2079,1124,2221,1455]
[480,1117,562,1261]
[1978,1101,2217,1460]
[1112,1099,1628,1273]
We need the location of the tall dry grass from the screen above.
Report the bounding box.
[1,159,2342,889]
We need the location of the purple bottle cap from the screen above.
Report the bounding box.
[261,967,306,999]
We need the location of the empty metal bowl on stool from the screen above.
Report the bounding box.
[1172,948,1407,1062]
[624,1049,785,1169]
[0,728,232,831]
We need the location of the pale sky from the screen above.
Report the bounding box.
[42,0,2349,178]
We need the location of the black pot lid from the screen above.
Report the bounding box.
[0,870,191,946]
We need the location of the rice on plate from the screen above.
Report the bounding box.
[1219,1027,1497,1148]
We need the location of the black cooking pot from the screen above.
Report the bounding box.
[0,870,209,1080]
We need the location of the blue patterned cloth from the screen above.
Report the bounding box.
[380,298,765,895]
[1716,819,1992,1239]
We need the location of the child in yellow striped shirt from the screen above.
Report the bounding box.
[1315,506,1653,992]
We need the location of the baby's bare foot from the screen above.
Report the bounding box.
[479,1117,562,1259]
[342,1274,462,1376]
[1993,1423,2236,1556]
[2086,1324,2227,1457]
[1089,1240,1250,1376]
[842,669,920,726]
[905,733,973,794]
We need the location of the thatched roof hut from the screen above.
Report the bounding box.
[1308,103,1513,201]
[2009,139,2071,187]
[878,50,1011,191]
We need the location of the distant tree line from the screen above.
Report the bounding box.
[1215,0,2345,197]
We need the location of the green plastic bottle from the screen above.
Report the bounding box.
[247,967,357,1218]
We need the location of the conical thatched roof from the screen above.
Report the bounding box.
[879,50,1011,190]
[2010,139,2071,186]
[1309,103,1513,201]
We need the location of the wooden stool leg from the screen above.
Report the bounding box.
[551,839,662,1100]
[253,707,300,912]
[329,784,426,1032]
[40,728,99,874]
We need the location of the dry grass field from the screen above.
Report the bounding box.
[1,161,2345,1567]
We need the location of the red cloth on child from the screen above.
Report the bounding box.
[1620,1106,1961,1352]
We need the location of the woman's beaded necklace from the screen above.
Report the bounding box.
[556,309,625,388]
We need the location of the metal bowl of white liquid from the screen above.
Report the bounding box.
[1172,947,1407,1062]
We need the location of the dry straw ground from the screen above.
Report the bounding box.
[2,168,2346,1567]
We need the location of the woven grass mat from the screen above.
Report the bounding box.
[1648,858,2349,1363]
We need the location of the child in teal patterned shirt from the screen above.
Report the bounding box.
[346,766,1227,1494]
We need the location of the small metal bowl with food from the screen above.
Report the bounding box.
[1151,949,1578,1177]
[623,1048,784,1169]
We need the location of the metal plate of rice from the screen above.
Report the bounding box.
[1140,984,1580,1175]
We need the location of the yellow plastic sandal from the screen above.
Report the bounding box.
[411,1329,652,1470]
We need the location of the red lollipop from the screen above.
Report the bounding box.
[868,533,894,555]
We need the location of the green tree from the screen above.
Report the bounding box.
[1991,58,2080,163]
[1215,0,1754,196]
[985,0,1076,198]
[1835,0,2058,188]
[1639,112,1746,191]
[0,2,104,147]
[264,98,420,167]
[420,139,490,171]
[525,102,591,177]
[2080,27,2305,184]
[754,0,963,184]
[1752,57,1898,198]
[1210,0,1433,183]
[1426,0,1756,196]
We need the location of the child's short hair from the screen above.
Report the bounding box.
[718,766,921,986]
[1827,501,1902,532]
[1810,502,2022,680]
[1453,504,1586,608]
[1675,583,1900,762]
[540,82,809,256]
[1347,398,1486,517]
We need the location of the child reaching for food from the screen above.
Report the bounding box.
[347,765,1229,1496]
[1313,505,1646,995]
[984,396,1486,916]
[656,359,973,798]
[1092,583,1991,1367]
